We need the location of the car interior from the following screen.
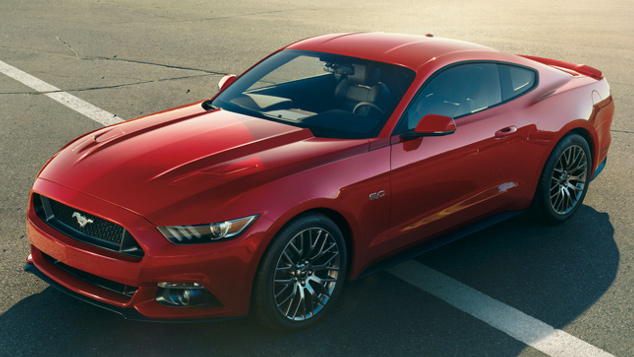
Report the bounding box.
[216,53,415,139]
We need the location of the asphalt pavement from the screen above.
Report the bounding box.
[1,0,632,356]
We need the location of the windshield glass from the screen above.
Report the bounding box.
[210,50,416,139]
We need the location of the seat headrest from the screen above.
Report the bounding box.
[324,63,355,75]
[348,64,381,85]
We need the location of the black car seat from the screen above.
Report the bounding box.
[334,64,391,117]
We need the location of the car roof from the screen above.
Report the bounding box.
[285,32,503,71]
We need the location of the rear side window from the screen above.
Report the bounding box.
[499,64,536,101]
[400,63,502,131]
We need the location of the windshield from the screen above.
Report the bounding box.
[210,50,416,139]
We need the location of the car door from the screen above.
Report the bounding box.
[388,62,529,252]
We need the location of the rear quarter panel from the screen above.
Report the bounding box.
[511,67,613,196]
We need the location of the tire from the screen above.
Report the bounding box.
[251,213,347,331]
[530,133,592,224]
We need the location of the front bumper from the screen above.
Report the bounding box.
[26,179,271,321]
[24,260,243,322]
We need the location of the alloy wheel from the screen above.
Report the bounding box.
[549,144,588,215]
[273,228,341,321]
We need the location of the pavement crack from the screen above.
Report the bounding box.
[55,36,225,74]
[188,8,313,22]
[0,73,216,95]
[56,36,80,59]
[88,56,225,75]
[611,129,634,134]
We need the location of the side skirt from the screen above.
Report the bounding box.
[590,157,607,182]
[357,210,525,279]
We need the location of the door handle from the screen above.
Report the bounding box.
[495,125,517,137]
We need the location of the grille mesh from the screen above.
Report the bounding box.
[33,194,143,257]
[48,199,125,244]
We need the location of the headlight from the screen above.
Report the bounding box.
[157,215,258,244]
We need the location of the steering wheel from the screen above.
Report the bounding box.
[353,102,385,115]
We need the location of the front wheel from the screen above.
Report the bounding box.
[531,133,592,224]
[252,214,347,330]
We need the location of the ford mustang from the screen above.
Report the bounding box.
[24,32,615,330]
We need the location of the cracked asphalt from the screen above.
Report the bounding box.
[1,0,633,356]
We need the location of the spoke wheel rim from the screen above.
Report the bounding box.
[273,228,341,321]
[549,145,588,215]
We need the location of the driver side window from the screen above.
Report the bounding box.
[403,63,502,131]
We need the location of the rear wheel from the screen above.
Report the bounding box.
[531,133,591,224]
[252,214,347,330]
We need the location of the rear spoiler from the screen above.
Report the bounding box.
[518,55,603,80]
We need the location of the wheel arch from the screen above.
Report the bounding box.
[568,127,596,173]
[265,207,355,279]
[550,120,599,176]
[528,123,596,205]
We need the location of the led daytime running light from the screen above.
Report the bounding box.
[157,215,257,244]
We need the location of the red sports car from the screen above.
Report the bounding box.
[25,33,614,330]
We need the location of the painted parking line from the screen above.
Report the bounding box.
[1,60,613,357]
[0,60,123,126]
[388,261,613,357]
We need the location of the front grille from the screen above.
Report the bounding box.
[47,199,125,245]
[33,194,144,258]
[42,252,138,297]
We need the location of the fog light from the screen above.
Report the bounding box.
[156,282,220,307]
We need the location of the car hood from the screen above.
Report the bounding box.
[38,104,368,224]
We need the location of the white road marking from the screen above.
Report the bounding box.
[0,60,123,126]
[1,60,614,357]
[388,261,613,357]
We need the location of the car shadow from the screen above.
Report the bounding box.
[415,205,619,328]
[0,205,617,356]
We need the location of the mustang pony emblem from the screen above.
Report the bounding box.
[72,212,94,228]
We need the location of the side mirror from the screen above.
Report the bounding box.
[218,74,237,92]
[401,114,456,140]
